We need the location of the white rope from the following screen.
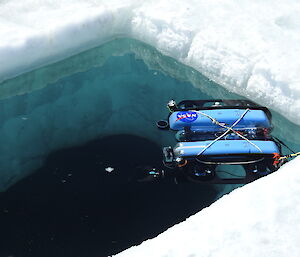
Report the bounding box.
[210,109,263,153]
[197,108,262,156]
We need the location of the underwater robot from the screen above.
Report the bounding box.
[148,99,291,184]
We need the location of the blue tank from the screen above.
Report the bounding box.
[169,109,271,131]
[173,140,279,158]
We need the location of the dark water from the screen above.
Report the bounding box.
[0,135,217,257]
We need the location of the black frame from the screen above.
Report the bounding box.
[174,99,272,121]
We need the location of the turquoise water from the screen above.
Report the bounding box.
[0,38,242,191]
[1,38,299,191]
[0,37,299,256]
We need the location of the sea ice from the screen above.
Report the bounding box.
[116,157,300,257]
[0,0,300,125]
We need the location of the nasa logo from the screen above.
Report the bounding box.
[176,111,198,123]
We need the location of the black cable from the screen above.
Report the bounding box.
[196,157,264,165]
[217,170,245,178]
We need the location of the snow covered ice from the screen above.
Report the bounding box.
[116,157,300,257]
[1,0,300,125]
[0,0,300,256]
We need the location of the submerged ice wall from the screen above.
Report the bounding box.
[1,37,299,194]
[1,0,300,125]
[0,52,201,191]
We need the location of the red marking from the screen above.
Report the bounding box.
[273,152,281,166]
[175,113,197,122]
